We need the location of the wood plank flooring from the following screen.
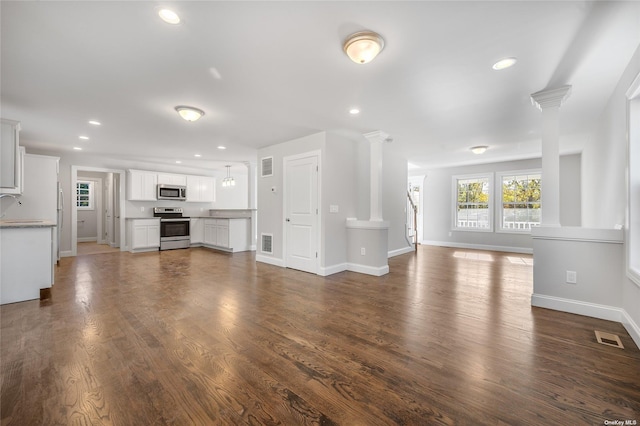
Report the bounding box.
[1,246,639,425]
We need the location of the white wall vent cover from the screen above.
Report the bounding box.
[261,156,273,177]
[261,233,273,254]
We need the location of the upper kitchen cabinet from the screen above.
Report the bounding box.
[127,170,157,201]
[0,119,22,194]
[186,175,215,202]
[157,173,187,186]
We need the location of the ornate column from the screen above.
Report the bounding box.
[530,85,571,227]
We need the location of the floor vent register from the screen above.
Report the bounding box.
[594,330,624,349]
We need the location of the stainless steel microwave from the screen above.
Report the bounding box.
[157,184,187,201]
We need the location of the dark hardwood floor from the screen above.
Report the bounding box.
[1,246,639,425]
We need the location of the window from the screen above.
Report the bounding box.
[76,180,94,210]
[498,170,541,232]
[627,73,640,287]
[453,174,492,231]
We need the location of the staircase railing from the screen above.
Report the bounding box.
[407,190,418,253]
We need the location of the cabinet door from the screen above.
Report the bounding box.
[128,171,157,201]
[204,223,216,245]
[158,173,186,186]
[200,177,215,202]
[132,225,149,249]
[186,175,200,202]
[190,219,204,244]
[216,224,229,248]
[1,119,21,193]
[142,173,158,200]
[147,225,160,247]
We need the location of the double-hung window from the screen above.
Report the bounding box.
[76,180,94,210]
[498,170,541,232]
[453,174,492,231]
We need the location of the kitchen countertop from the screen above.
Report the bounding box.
[125,217,160,220]
[0,220,56,229]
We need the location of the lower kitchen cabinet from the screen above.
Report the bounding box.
[190,218,204,245]
[198,218,250,252]
[127,218,160,252]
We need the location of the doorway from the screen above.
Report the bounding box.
[283,151,320,274]
[71,166,125,257]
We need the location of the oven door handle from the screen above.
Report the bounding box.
[159,218,190,222]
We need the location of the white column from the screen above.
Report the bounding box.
[244,161,258,250]
[530,85,571,228]
[363,131,390,222]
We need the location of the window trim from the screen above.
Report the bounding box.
[451,173,494,232]
[626,72,640,288]
[496,169,542,234]
[76,180,94,211]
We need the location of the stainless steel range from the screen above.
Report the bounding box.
[153,207,190,250]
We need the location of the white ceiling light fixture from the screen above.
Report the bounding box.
[175,106,205,122]
[492,57,517,70]
[349,108,360,115]
[217,146,226,150]
[158,9,180,25]
[73,147,82,151]
[343,31,385,64]
[471,145,488,154]
[222,165,235,187]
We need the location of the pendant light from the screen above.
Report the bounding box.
[222,165,235,187]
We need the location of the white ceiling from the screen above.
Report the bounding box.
[2,1,639,173]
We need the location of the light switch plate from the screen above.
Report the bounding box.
[330,205,339,213]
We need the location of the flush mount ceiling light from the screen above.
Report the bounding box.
[343,31,385,64]
[158,9,180,25]
[88,120,101,126]
[79,135,89,140]
[349,108,360,115]
[471,145,488,154]
[175,106,204,122]
[222,165,235,187]
[492,57,517,70]
[217,146,226,150]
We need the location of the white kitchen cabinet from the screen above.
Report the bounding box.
[158,173,187,186]
[127,170,158,201]
[1,118,22,194]
[186,175,215,202]
[200,218,249,252]
[190,218,204,244]
[127,218,160,252]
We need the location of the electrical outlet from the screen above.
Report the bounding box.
[566,270,577,284]
[140,206,145,212]
[330,205,339,213]
[448,232,452,237]
[361,247,366,256]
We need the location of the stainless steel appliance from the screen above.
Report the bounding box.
[153,207,190,250]
[157,184,187,201]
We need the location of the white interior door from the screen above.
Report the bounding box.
[285,154,318,274]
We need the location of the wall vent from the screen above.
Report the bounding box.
[261,156,273,177]
[261,233,273,254]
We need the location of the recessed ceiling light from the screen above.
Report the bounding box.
[88,120,101,126]
[175,106,204,122]
[79,136,89,140]
[217,146,226,150]
[492,57,517,70]
[176,160,182,164]
[471,145,488,154]
[158,9,180,25]
[349,108,360,115]
[73,147,82,151]
[194,154,202,158]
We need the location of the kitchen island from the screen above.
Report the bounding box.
[0,220,55,304]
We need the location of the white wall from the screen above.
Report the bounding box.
[583,43,640,345]
[422,155,581,252]
[26,149,248,254]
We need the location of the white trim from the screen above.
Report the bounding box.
[346,263,389,276]
[282,150,321,275]
[531,226,623,244]
[77,237,97,243]
[388,246,414,258]
[421,240,532,254]
[255,254,285,267]
[622,309,640,350]
[531,293,624,323]
[60,250,73,258]
[627,82,640,289]
[318,263,348,276]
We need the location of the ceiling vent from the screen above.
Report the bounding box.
[261,156,273,178]
[261,233,273,254]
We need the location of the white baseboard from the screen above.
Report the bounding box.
[622,309,640,349]
[531,293,624,322]
[388,246,414,258]
[421,240,533,254]
[255,254,285,267]
[319,263,347,276]
[77,237,97,243]
[346,263,389,276]
[60,250,73,258]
